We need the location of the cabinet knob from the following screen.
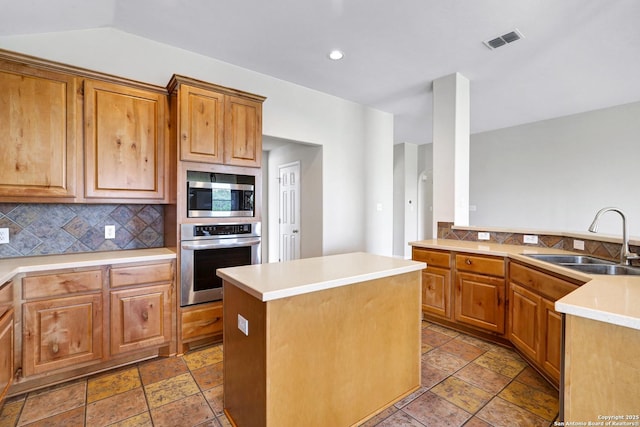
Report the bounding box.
[465,258,472,265]
[142,311,149,321]
[52,342,59,354]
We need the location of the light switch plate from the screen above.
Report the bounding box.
[523,234,539,244]
[105,225,116,239]
[0,228,9,244]
[238,314,249,336]
[478,232,490,240]
[573,239,585,250]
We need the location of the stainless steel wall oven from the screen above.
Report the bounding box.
[180,222,261,306]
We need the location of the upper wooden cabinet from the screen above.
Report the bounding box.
[224,94,263,167]
[84,79,169,201]
[168,75,265,168]
[0,56,80,200]
[177,83,225,164]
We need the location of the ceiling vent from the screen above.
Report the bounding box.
[483,29,524,50]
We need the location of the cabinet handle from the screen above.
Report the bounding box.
[52,342,59,354]
[142,311,149,321]
[465,258,472,265]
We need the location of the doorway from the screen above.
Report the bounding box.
[278,161,301,262]
[264,137,323,263]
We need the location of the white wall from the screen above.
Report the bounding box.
[0,27,395,255]
[393,143,418,258]
[469,101,640,237]
[266,141,323,262]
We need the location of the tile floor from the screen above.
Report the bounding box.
[0,321,559,427]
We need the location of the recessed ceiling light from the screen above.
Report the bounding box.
[328,50,345,60]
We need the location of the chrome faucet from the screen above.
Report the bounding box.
[588,207,640,266]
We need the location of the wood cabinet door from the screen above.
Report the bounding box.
[541,297,562,383]
[0,62,79,199]
[508,282,541,362]
[84,80,167,201]
[455,272,505,334]
[110,284,171,355]
[421,267,452,319]
[224,95,262,167]
[179,84,225,163]
[23,294,103,376]
[0,308,14,405]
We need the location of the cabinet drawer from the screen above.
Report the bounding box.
[23,270,103,300]
[182,302,223,342]
[455,254,504,277]
[0,281,12,319]
[510,262,580,301]
[412,248,451,268]
[110,262,174,288]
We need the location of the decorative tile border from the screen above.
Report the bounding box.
[0,203,164,258]
[437,222,640,264]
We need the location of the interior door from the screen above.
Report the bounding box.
[279,161,301,262]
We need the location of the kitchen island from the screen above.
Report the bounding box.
[216,252,425,427]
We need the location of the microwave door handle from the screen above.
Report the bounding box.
[181,238,261,251]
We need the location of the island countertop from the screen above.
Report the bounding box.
[216,251,426,302]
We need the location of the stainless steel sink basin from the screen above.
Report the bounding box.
[562,264,640,276]
[524,253,640,275]
[524,254,615,265]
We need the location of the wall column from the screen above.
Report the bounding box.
[432,73,470,236]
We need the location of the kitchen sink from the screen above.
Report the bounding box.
[562,263,640,276]
[524,254,615,265]
[524,253,640,275]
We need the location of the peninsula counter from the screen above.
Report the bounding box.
[217,252,426,427]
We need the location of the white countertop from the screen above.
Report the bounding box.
[410,239,640,330]
[216,252,426,302]
[0,248,176,284]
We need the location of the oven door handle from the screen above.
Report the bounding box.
[181,238,261,251]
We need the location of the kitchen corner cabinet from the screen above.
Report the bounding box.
[168,75,265,168]
[84,79,168,201]
[22,270,104,376]
[109,262,173,355]
[454,254,506,335]
[411,248,452,320]
[508,261,580,385]
[0,57,80,201]
[0,281,14,406]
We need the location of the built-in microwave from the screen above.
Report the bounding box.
[187,181,254,218]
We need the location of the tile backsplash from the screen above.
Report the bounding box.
[0,204,164,258]
[437,222,640,264]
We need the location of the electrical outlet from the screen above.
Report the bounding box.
[0,228,9,244]
[523,234,539,244]
[104,225,116,239]
[478,232,490,240]
[573,239,585,250]
[238,314,249,336]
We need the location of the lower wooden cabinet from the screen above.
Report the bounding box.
[109,261,174,356]
[0,307,14,405]
[110,284,171,355]
[455,271,506,334]
[11,259,175,396]
[508,261,580,385]
[412,248,452,320]
[23,293,103,376]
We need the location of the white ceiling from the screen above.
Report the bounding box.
[2,0,640,144]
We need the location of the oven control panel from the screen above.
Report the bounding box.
[181,223,261,240]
